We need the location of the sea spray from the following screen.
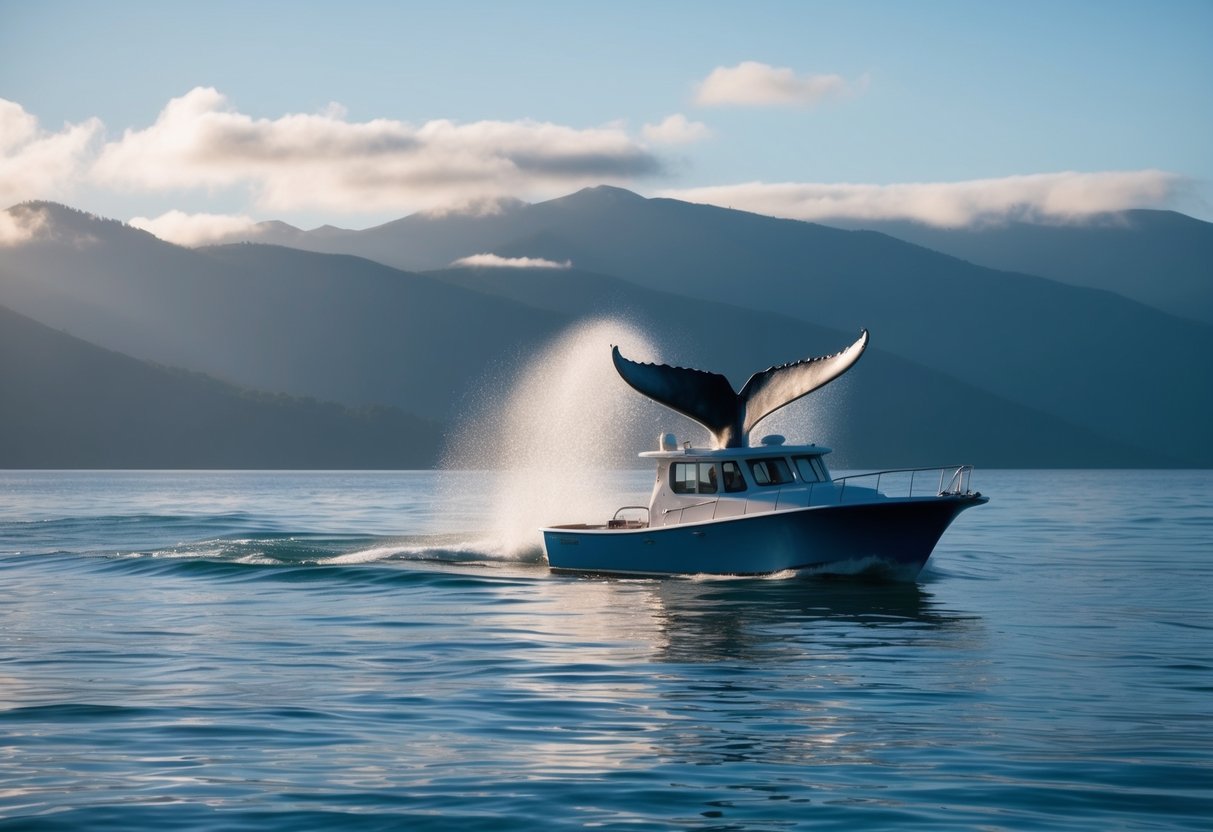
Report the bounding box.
[441,319,701,556]
[752,372,850,462]
[440,321,851,556]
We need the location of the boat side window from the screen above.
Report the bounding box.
[793,455,828,483]
[671,462,718,494]
[749,457,793,486]
[721,461,746,492]
[671,462,697,494]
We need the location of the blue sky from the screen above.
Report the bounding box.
[2,0,1210,241]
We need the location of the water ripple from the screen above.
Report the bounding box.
[1,470,1210,830]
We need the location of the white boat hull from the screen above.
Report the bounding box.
[542,494,986,578]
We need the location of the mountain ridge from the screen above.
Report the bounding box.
[0,304,443,468]
[237,186,1212,464]
[819,209,1213,324]
[4,195,1209,467]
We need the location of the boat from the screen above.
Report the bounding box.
[541,330,987,578]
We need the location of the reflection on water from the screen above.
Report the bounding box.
[492,574,992,777]
[648,578,978,662]
[534,575,983,666]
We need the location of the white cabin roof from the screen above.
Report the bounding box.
[639,442,832,460]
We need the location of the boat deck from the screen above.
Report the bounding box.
[548,520,648,531]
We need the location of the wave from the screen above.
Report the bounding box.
[324,536,546,567]
[8,529,549,590]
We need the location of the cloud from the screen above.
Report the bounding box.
[642,114,712,145]
[0,98,103,207]
[420,195,528,218]
[660,171,1184,227]
[90,87,663,214]
[0,204,50,247]
[450,253,572,269]
[128,209,259,246]
[694,61,855,108]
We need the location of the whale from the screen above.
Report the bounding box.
[611,329,869,449]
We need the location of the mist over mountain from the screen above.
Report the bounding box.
[3,195,1209,467]
[0,203,565,419]
[0,304,441,468]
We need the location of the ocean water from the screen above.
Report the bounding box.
[0,469,1210,830]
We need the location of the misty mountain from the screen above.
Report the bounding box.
[820,210,1213,325]
[205,188,1213,466]
[3,198,1208,467]
[0,202,566,419]
[222,199,534,270]
[0,304,442,468]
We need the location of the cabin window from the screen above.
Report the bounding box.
[671,462,718,494]
[812,457,830,481]
[672,462,696,494]
[749,457,793,486]
[721,461,746,492]
[793,455,829,483]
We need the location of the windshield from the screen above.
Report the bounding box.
[748,457,793,486]
[792,455,829,482]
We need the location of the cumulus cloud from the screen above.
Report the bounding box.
[0,98,103,207]
[660,171,1184,227]
[450,253,572,269]
[90,87,662,214]
[642,113,712,145]
[695,61,855,107]
[128,210,259,246]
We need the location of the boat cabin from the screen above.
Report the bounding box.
[630,433,843,527]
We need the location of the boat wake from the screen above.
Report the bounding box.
[324,537,547,567]
[668,559,919,584]
[94,533,546,571]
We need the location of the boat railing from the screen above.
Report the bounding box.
[656,465,979,523]
[830,465,977,504]
[609,505,650,529]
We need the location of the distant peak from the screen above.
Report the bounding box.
[10,200,93,220]
[572,185,646,201]
[3,200,152,247]
[539,186,648,213]
[307,223,353,235]
[257,220,303,233]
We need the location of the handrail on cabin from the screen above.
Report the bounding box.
[661,499,717,516]
[642,465,980,524]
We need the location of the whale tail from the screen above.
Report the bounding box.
[611,330,868,449]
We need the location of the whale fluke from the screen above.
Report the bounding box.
[612,330,869,448]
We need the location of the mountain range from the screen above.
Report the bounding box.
[215,186,1213,328]
[0,304,441,468]
[2,190,1210,468]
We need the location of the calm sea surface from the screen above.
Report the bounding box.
[1,469,1210,830]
